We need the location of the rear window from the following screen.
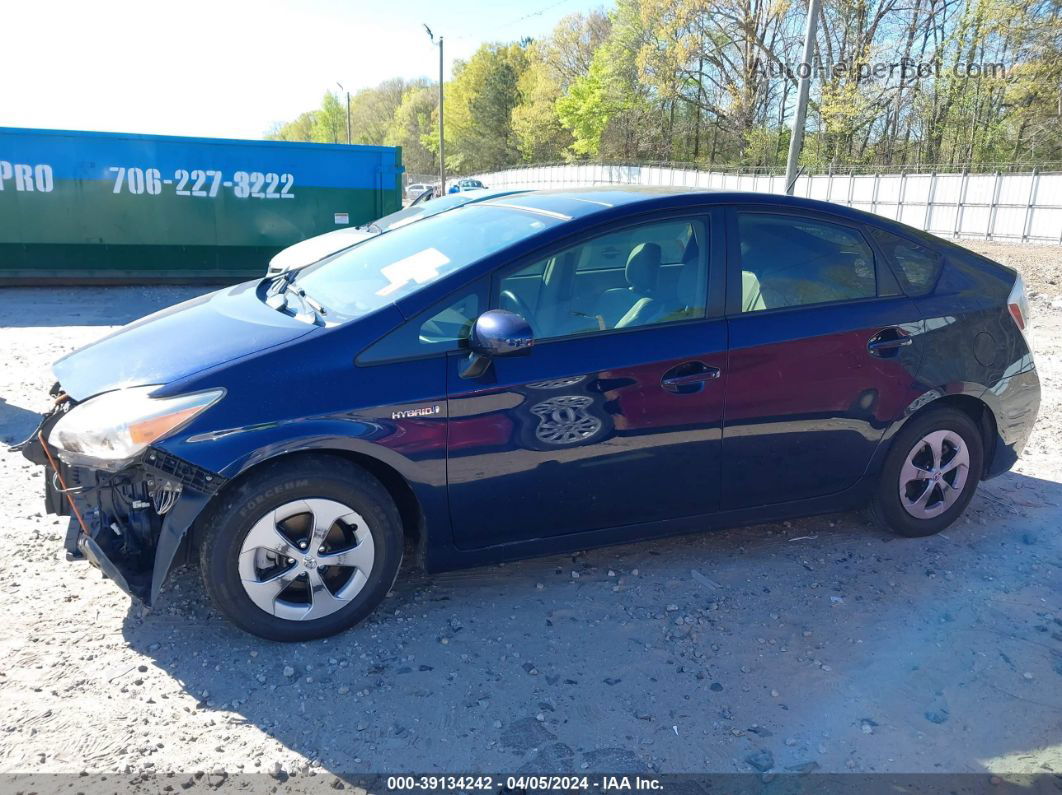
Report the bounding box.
[869,228,942,296]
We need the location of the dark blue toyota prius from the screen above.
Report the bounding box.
[20,188,1040,640]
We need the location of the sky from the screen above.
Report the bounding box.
[1,0,604,140]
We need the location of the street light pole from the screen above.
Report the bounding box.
[438,35,445,194]
[424,25,445,194]
[784,0,821,195]
[336,82,351,145]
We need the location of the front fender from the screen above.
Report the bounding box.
[156,412,450,556]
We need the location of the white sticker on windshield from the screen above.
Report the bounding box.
[375,248,452,297]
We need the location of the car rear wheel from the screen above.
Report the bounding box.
[870,407,984,537]
[198,456,402,641]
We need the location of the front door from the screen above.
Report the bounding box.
[721,209,925,510]
[446,213,726,549]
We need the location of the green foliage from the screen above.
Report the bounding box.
[312,92,346,144]
[441,43,530,172]
[348,78,409,146]
[512,45,573,162]
[269,0,1062,172]
[386,84,438,175]
[267,111,316,142]
[556,55,614,157]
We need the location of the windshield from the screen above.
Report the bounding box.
[296,204,561,319]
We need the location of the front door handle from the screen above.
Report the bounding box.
[662,362,721,393]
[867,327,913,357]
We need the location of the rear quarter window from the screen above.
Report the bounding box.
[869,228,942,296]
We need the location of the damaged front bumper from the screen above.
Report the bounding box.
[17,394,225,605]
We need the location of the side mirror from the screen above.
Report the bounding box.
[460,309,533,379]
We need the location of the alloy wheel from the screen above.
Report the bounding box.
[237,498,375,621]
[898,430,970,519]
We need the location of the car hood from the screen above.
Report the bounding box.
[53,281,318,400]
[269,227,378,272]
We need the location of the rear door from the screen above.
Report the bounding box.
[446,211,728,549]
[721,208,926,510]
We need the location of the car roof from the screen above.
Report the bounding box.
[409,188,528,217]
[477,186,890,226]
[459,187,527,202]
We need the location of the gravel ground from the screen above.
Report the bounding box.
[0,242,1059,781]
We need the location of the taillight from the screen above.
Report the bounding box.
[1008,275,1031,334]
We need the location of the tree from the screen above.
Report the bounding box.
[267,111,317,142]
[556,54,616,157]
[435,43,530,172]
[385,83,439,174]
[544,10,613,85]
[310,91,347,143]
[512,42,573,161]
[349,78,410,145]
[266,0,1062,172]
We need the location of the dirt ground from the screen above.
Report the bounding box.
[0,241,1059,781]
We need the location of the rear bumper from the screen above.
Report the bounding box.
[984,366,1041,479]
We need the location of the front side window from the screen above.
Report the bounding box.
[494,218,708,341]
[358,279,488,364]
[737,213,877,312]
[296,205,561,320]
[868,227,942,296]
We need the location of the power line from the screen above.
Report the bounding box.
[496,0,579,31]
[428,0,580,45]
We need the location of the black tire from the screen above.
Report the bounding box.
[869,407,984,537]
[198,455,403,641]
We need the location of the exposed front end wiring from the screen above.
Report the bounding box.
[16,385,225,603]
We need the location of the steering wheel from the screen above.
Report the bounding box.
[499,289,536,334]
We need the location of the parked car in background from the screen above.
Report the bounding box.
[405,183,432,201]
[266,188,528,275]
[20,188,1039,641]
[448,178,487,194]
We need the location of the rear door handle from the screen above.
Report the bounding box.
[867,327,913,357]
[662,362,721,393]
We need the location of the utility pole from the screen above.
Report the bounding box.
[336,82,351,145]
[784,0,821,195]
[438,36,445,194]
[424,25,445,194]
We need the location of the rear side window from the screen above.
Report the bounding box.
[868,227,942,296]
[736,214,876,312]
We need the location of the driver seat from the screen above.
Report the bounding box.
[596,243,664,329]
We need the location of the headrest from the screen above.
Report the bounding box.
[625,243,663,293]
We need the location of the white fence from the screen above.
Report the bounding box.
[469,164,1062,245]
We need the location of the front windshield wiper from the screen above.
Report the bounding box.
[265,271,327,325]
[266,266,298,294]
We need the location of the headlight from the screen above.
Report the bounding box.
[48,386,224,462]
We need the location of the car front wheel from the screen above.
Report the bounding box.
[198,456,403,641]
[870,407,984,537]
